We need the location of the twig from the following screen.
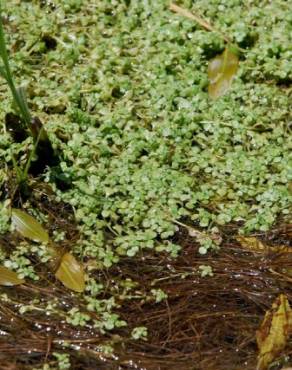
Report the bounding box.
[169,3,232,44]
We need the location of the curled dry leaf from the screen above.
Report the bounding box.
[237,236,291,254]
[208,47,239,99]
[0,266,25,286]
[55,252,85,293]
[11,208,49,244]
[256,294,292,370]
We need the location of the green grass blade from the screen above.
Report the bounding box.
[0,7,32,128]
[16,86,32,124]
[0,6,10,68]
[0,64,7,79]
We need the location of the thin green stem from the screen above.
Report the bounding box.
[10,152,24,183]
[0,4,39,184]
[0,6,32,130]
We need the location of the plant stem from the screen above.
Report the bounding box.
[0,5,42,186]
[0,7,32,130]
[10,152,23,183]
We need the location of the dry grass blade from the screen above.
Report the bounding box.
[169,3,232,44]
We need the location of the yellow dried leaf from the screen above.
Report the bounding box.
[237,236,291,254]
[11,208,49,243]
[283,268,292,277]
[271,244,291,253]
[256,294,292,370]
[208,47,239,99]
[0,266,25,286]
[55,252,85,293]
[237,236,267,252]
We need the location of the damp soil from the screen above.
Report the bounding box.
[0,190,291,370]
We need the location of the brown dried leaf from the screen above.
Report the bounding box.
[256,294,292,370]
[237,236,291,254]
[0,266,25,286]
[208,47,239,99]
[55,252,85,293]
[11,208,49,243]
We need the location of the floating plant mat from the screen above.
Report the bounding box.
[0,0,291,369]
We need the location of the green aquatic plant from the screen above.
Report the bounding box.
[0,2,291,367]
[0,6,32,130]
[131,326,148,341]
[0,5,55,186]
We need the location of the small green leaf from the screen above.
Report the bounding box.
[0,266,25,286]
[208,47,239,99]
[11,208,49,243]
[55,253,85,293]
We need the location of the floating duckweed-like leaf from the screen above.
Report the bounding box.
[55,253,85,293]
[11,208,49,244]
[208,47,239,99]
[256,294,292,370]
[0,266,25,286]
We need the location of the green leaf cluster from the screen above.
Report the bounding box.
[0,0,291,266]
